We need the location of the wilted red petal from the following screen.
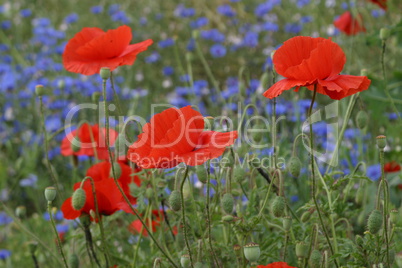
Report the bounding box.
[334,11,366,36]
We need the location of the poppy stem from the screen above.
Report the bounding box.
[47,202,69,268]
[179,166,194,267]
[307,86,339,267]
[101,75,179,268]
[378,145,390,267]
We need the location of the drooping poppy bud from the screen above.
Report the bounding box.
[221,193,234,214]
[72,188,86,211]
[367,209,383,234]
[169,190,182,211]
[271,196,286,218]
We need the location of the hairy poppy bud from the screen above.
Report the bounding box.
[234,167,246,182]
[310,249,322,268]
[271,196,286,218]
[71,137,81,152]
[288,156,302,177]
[282,216,292,231]
[222,215,234,222]
[196,166,208,184]
[367,209,383,234]
[45,186,57,203]
[221,193,234,214]
[110,162,122,179]
[100,67,111,80]
[244,242,260,263]
[180,254,190,268]
[376,135,387,150]
[72,188,86,211]
[16,206,26,218]
[35,84,46,96]
[355,110,368,130]
[380,27,391,41]
[390,209,398,225]
[301,210,312,223]
[169,190,182,211]
[69,253,79,268]
[296,241,308,259]
[145,188,154,199]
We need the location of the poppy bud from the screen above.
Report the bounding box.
[234,167,246,183]
[355,110,368,130]
[295,241,308,259]
[390,209,398,225]
[271,196,286,218]
[367,209,383,234]
[355,235,364,247]
[16,206,26,218]
[310,249,322,268]
[282,216,292,232]
[100,67,111,80]
[243,242,260,263]
[288,156,302,177]
[35,84,47,96]
[45,186,57,203]
[221,193,234,214]
[69,253,79,268]
[71,137,81,152]
[376,135,387,150]
[169,190,182,211]
[91,92,101,103]
[28,241,38,255]
[180,254,191,268]
[380,27,391,41]
[72,188,86,211]
[222,215,234,222]
[301,210,312,223]
[182,181,191,201]
[110,162,122,179]
[196,166,208,184]
[145,187,154,199]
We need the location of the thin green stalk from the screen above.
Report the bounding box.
[39,96,62,196]
[47,202,68,268]
[257,170,278,219]
[101,75,179,268]
[307,87,339,267]
[179,166,194,267]
[132,205,150,267]
[379,147,390,267]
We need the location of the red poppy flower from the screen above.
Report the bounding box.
[127,106,238,169]
[61,161,141,221]
[369,0,387,10]
[384,161,401,173]
[255,262,297,268]
[128,210,178,237]
[61,123,118,160]
[63,25,153,75]
[263,36,371,100]
[334,11,366,36]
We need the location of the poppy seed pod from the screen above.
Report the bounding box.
[243,242,260,263]
[196,166,208,184]
[376,135,387,150]
[310,250,322,268]
[367,209,383,234]
[35,84,46,96]
[380,27,391,41]
[221,193,234,214]
[110,162,122,179]
[100,67,111,80]
[355,110,368,130]
[72,188,86,211]
[169,190,182,211]
[180,254,190,268]
[288,156,302,177]
[271,196,286,218]
[45,187,57,202]
[295,241,308,259]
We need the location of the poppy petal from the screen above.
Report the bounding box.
[316,75,371,100]
[263,78,312,99]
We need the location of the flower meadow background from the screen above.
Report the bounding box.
[1,0,402,267]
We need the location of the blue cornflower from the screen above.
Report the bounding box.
[180,74,190,82]
[145,52,160,63]
[33,17,51,27]
[111,10,130,23]
[0,44,8,51]
[262,21,279,32]
[162,66,174,76]
[217,4,236,17]
[344,128,360,139]
[190,17,209,29]
[297,0,310,8]
[187,38,196,51]
[139,17,147,25]
[366,164,381,181]
[64,13,78,24]
[210,44,226,58]
[200,29,225,43]
[45,115,62,132]
[20,174,38,188]
[290,195,299,203]
[90,5,103,14]
[0,212,13,225]
[284,23,302,34]
[300,16,312,23]
[1,21,11,30]
[56,224,69,234]
[372,9,385,18]
[0,249,11,260]
[174,4,195,18]
[108,4,120,15]
[20,9,32,17]
[242,31,258,48]
[341,2,348,9]
[158,38,175,48]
